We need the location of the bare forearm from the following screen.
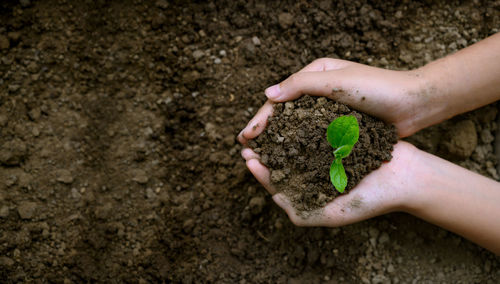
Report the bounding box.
[415,32,500,130]
[403,149,500,254]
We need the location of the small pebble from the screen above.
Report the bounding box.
[480,129,494,144]
[26,62,39,73]
[251,36,261,46]
[0,139,27,166]
[278,12,294,29]
[95,203,113,219]
[0,256,14,267]
[283,102,295,115]
[270,170,285,183]
[17,201,37,219]
[274,219,283,230]
[369,227,380,238]
[249,196,266,215]
[146,188,157,199]
[183,219,195,232]
[32,126,40,137]
[387,264,395,274]
[55,169,73,184]
[131,169,149,184]
[192,50,204,60]
[155,0,168,9]
[71,188,81,199]
[20,0,31,7]
[378,232,390,244]
[0,35,9,50]
[372,274,389,284]
[0,206,9,218]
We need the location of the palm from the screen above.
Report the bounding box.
[244,141,415,227]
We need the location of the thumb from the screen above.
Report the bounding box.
[265,70,348,103]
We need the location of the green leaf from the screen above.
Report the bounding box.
[326,115,360,148]
[334,145,353,159]
[326,115,359,193]
[330,159,347,193]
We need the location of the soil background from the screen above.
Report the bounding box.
[0,0,499,282]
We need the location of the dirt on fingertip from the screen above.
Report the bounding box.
[249,96,398,212]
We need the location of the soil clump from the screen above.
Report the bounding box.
[250,96,397,212]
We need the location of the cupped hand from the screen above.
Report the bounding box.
[238,58,427,226]
[261,58,429,137]
[242,140,417,227]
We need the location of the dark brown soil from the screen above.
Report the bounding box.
[249,96,397,212]
[1,0,499,283]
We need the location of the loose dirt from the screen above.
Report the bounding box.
[0,0,499,282]
[249,96,397,212]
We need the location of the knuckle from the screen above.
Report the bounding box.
[286,73,302,86]
[314,57,333,69]
[313,57,329,65]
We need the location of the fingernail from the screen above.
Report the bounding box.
[237,129,245,142]
[265,84,281,99]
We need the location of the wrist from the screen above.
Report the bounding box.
[396,144,456,216]
[365,142,428,214]
[389,143,434,214]
[400,65,451,135]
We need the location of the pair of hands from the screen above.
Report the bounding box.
[238,58,429,226]
[237,34,500,254]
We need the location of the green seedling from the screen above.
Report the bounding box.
[326,115,359,193]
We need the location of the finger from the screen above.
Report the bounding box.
[272,193,324,226]
[272,193,301,223]
[237,100,274,145]
[246,158,277,195]
[265,70,348,103]
[241,147,260,161]
[297,58,351,73]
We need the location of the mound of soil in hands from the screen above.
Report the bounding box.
[249,96,398,212]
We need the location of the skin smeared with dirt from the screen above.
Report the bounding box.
[249,96,397,212]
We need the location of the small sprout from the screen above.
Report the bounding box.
[326,115,359,193]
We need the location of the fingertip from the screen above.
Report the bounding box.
[267,74,305,103]
[241,148,259,161]
[247,158,269,181]
[237,130,246,144]
[240,101,274,140]
[265,84,281,100]
[246,158,276,195]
